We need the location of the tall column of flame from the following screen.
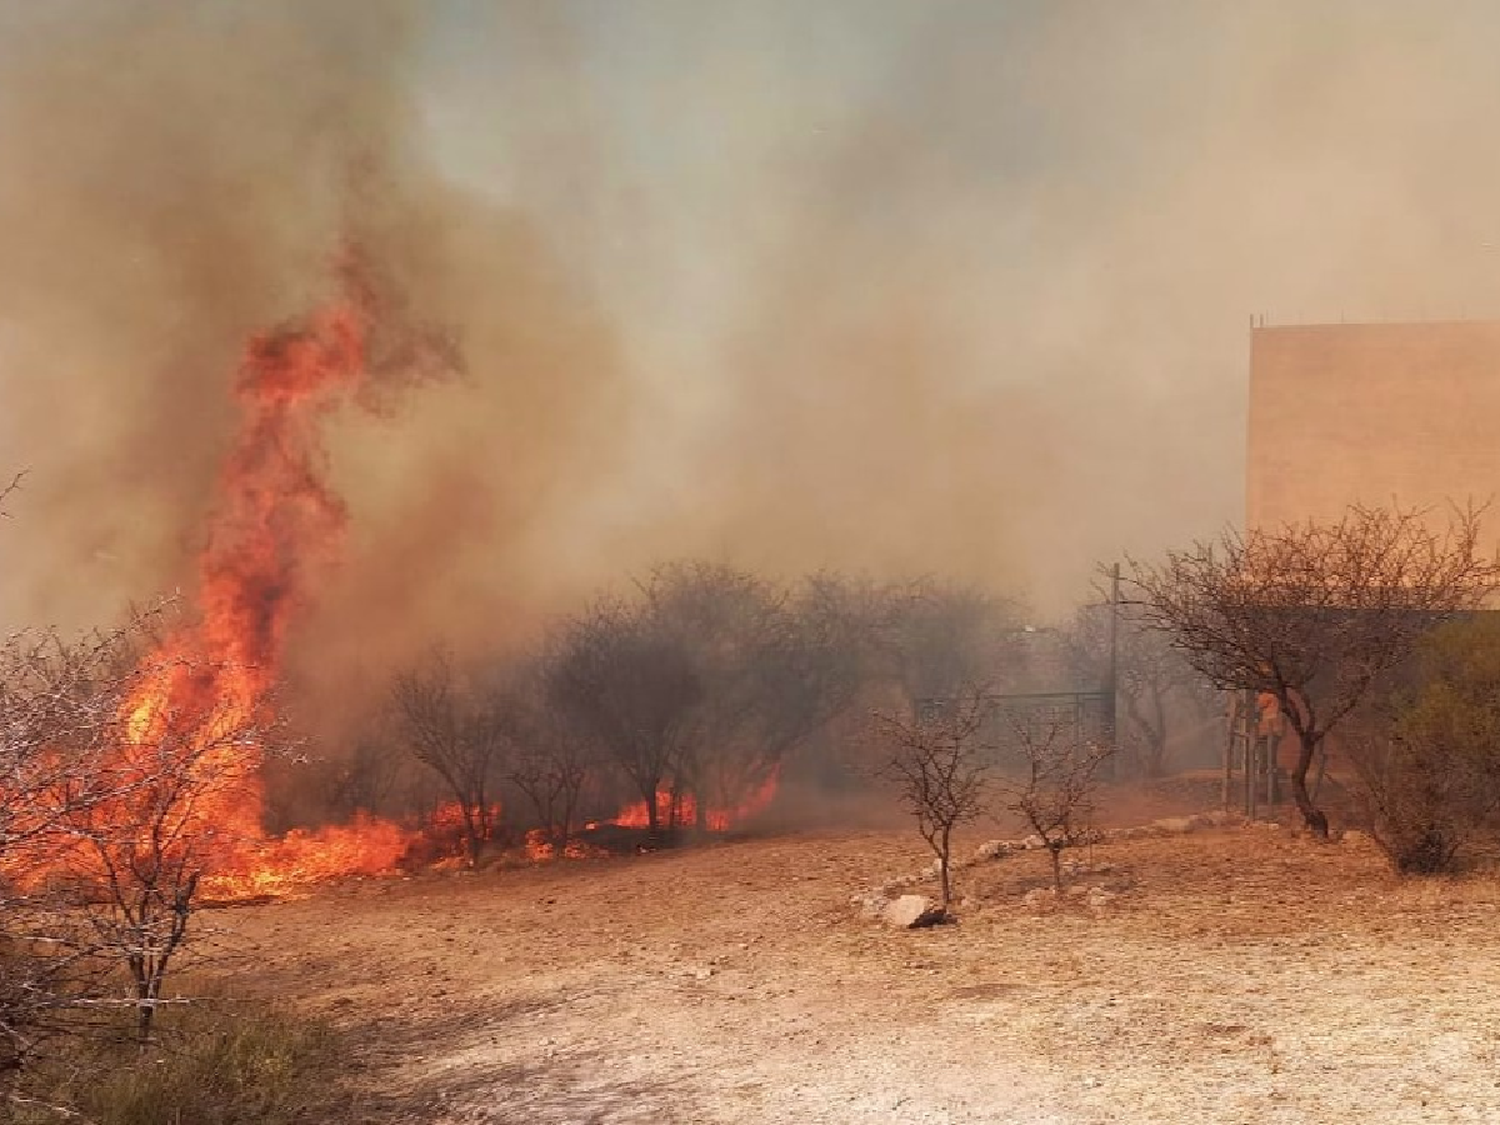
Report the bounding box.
[120,277,409,897]
[96,267,780,895]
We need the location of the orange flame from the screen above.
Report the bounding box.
[609,770,779,833]
[523,827,605,861]
[92,274,416,900]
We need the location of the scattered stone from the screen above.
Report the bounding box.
[1341,829,1373,848]
[854,893,891,920]
[974,839,1012,862]
[1021,834,1046,850]
[882,894,946,929]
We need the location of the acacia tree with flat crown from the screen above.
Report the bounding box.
[1127,504,1500,838]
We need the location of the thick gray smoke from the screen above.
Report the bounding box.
[2,0,1498,725]
[549,1,1500,615]
[0,1,628,716]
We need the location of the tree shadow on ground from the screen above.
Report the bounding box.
[338,993,703,1124]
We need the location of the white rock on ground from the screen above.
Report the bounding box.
[882,894,945,929]
[973,840,1012,861]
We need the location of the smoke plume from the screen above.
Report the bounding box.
[3,0,1499,724]
[0,1,627,722]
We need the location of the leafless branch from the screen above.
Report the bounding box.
[876,685,994,911]
[1127,502,1500,837]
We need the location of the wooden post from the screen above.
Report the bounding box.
[1244,697,1257,820]
[1222,693,1236,813]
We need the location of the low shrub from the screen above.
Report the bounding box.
[5,992,347,1125]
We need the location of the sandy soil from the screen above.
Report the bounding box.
[209,815,1500,1124]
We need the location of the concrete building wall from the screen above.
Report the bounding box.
[1247,321,1500,544]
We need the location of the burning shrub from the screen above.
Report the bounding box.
[549,596,703,837]
[0,617,168,1069]
[0,615,293,1061]
[391,648,510,866]
[547,564,877,839]
[497,652,600,855]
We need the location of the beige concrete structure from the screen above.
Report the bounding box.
[1248,321,1500,541]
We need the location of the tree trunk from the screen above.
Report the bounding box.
[137,985,156,1041]
[462,804,484,867]
[1146,688,1168,777]
[1049,843,1064,894]
[644,782,660,835]
[1288,730,1330,838]
[938,826,952,910]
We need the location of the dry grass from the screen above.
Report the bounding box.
[5,989,347,1125]
[193,819,1500,1123]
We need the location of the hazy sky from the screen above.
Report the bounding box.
[3,0,1500,643]
[402,1,1500,611]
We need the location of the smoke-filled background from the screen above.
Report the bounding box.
[1,0,1499,716]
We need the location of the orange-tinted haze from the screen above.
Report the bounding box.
[3,1,1500,742]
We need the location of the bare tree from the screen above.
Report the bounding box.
[1128,504,1500,838]
[0,471,21,519]
[876,686,994,912]
[1069,599,1210,778]
[878,578,1024,705]
[306,733,416,824]
[391,648,506,865]
[1004,715,1113,894]
[1,610,267,1062]
[1,626,135,1074]
[499,653,596,852]
[547,565,881,836]
[638,563,787,828]
[61,666,268,1040]
[739,572,881,795]
[549,598,701,836]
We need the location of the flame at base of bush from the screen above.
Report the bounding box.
[607,771,780,834]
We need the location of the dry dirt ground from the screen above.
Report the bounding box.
[208,809,1500,1125]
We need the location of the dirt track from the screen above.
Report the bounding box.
[214,823,1500,1124]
